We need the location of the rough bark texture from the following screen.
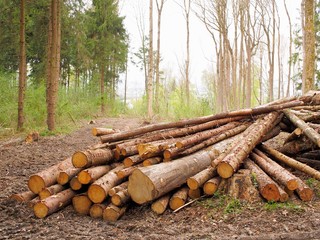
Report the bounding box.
[72,148,113,168]
[151,194,170,215]
[10,190,36,202]
[260,144,320,180]
[33,189,75,218]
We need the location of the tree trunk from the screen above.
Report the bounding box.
[302,0,315,93]
[88,165,124,203]
[169,186,188,210]
[203,176,221,196]
[17,0,27,131]
[260,144,320,180]
[78,165,113,185]
[284,0,292,97]
[100,65,105,114]
[103,203,127,221]
[147,0,154,119]
[217,112,280,179]
[72,193,92,215]
[243,159,280,202]
[151,194,170,215]
[39,184,66,200]
[28,157,72,194]
[33,189,75,218]
[72,148,114,168]
[187,166,216,190]
[251,150,298,190]
[280,138,315,155]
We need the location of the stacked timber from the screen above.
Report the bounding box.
[10,91,320,221]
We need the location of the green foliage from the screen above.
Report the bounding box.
[224,198,243,214]
[306,178,320,197]
[263,201,304,212]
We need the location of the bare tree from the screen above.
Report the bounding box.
[302,0,316,93]
[283,0,292,97]
[147,0,154,119]
[17,0,26,130]
[155,0,166,112]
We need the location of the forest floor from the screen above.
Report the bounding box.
[1,117,320,240]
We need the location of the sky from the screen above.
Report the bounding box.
[117,0,302,100]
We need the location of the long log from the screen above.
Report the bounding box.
[72,193,92,215]
[251,150,298,190]
[300,150,320,159]
[39,184,66,200]
[128,139,231,204]
[283,109,320,148]
[169,187,189,210]
[33,189,76,218]
[203,177,221,196]
[151,194,170,215]
[90,203,107,218]
[101,100,303,143]
[57,166,83,185]
[92,127,118,136]
[280,138,315,155]
[243,159,281,202]
[260,144,320,180]
[72,148,114,168]
[88,165,124,203]
[77,165,113,185]
[187,166,216,190]
[10,190,37,202]
[296,157,320,170]
[217,112,280,178]
[28,157,72,194]
[103,203,127,221]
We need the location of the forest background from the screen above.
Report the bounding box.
[0,0,319,136]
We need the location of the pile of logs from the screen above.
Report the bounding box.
[11,91,320,221]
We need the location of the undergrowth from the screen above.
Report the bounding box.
[263,201,304,212]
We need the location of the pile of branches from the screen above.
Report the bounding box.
[11,91,320,221]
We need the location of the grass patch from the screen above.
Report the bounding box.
[263,201,304,212]
[306,178,320,198]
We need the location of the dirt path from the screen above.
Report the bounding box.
[0,117,320,240]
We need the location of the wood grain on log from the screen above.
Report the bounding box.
[169,187,189,210]
[72,148,113,168]
[103,203,127,221]
[72,193,92,215]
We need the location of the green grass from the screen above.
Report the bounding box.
[263,201,304,212]
[306,178,320,198]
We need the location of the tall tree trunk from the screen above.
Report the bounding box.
[124,53,128,107]
[100,65,105,114]
[147,0,154,119]
[302,0,315,93]
[185,0,190,107]
[46,0,61,131]
[284,0,292,97]
[17,0,26,131]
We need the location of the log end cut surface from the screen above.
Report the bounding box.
[78,171,91,185]
[187,178,199,190]
[28,175,45,194]
[203,182,218,196]
[128,169,156,204]
[287,179,299,191]
[217,162,234,179]
[169,198,184,210]
[72,152,88,168]
[261,184,280,202]
[298,188,314,201]
[57,172,69,185]
[33,202,49,218]
[88,185,107,204]
[90,204,105,218]
[39,189,51,200]
[72,195,92,215]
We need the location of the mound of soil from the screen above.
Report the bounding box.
[1,117,320,240]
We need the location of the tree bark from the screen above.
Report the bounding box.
[169,186,188,210]
[28,157,72,194]
[123,154,144,167]
[10,190,36,202]
[243,159,280,202]
[143,157,162,166]
[151,194,170,215]
[217,112,280,178]
[116,164,143,179]
[72,193,92,215]
[72,148,113,168]
[295,157,320,170]
[92,128,118,136]
[78,165,113,185]
[39,184,66,200]
[147,0,154,119]
[187,166,216,190]
[88,165,124,203]
[33,188,75,218]
[260,144,320,180]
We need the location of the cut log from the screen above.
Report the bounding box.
[128,143,224,204]
[39,184,66,200]
[108,181,128,197]
[120,144,138,157]
[123,155,143,167]
[77,165,113,185]
[295,178,314,201]
[226,169,261,203]
[72,193,92,215]
[90,203,107,218]
[138,143,164,159]
[28,157,72,194]
[10,190,36,202]
[296,157,320,170]
[27,196,40,208]
[151,194,170,215]
[72,148,114,168]
[251,150,298,190]
[188,188,202,199]
[70,176,82,191]
[33,189,76,218]
[280,137,315,155]
[203,177,221,196]
[111,188,130,207]
[284,128,303,144]
[260,144,320,180]
[283,109,320,148]
[143,157,162,166]
[57,166,82,185]
[88,165,124,203]
[92,127,118,136]
[217,112,280,179]
[169,187,189,210]
[116,164,143,179]
[187,166,216,190]
[103,203,127,221]
[243,159,281,202]
[101,100,303,143]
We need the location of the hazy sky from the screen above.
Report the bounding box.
[117,0,301,100]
